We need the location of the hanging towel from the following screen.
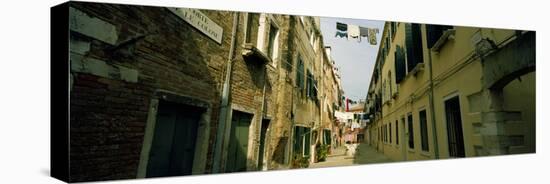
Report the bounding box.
[336,22,348,31]
[359,26,369,37]
[368,28,379,45]
[335,31,348,38]
[335,22,348,38]
[348,24,360,38]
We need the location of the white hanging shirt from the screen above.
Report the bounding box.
[348,24,360,38]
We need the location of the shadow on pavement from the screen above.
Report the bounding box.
[352,143,394,165]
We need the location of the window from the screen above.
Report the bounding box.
[389,123,392,144]
[294,126,311,157]
[394,45,406,83]
[405,23,424,73]
[380,80,386,103]
[445,96,465,157]
[385,124,388,143]
[323,130,331,145]
[419,110,429,152]
[310,31,315,47]
[395,120,399,145]
[390,22,397,40]
[296,58,305,91]
[426,24,454,49]
[244,13,257,43]
[407,113,414,149]
[267,23,279,63]
[306,70,317,100]
[382,125,386,142]
[382,125,386,143]
[385,36,390,56]
[388,71,393,97]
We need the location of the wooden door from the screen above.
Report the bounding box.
[226,111,252,173]
[146,102,201,177]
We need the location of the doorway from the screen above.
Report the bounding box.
[445,96,465,158]
[400,117,407,161]
[257,119,270,170]
[146,101,202,177]
[225,111,252,173]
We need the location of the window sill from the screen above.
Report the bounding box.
[430,29,456,52]
[410,63,425,76]
[420,151,431,157]
[408,148,415,153]
[241,43,271,64]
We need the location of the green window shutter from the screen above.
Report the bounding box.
[296,59,304,90]
[412,24,424,64]
[405,23,414,72]
[395,45,406,83]
[405,23,424,73]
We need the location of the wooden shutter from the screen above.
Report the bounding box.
[394,45,406,83]
[296,59,304,90]
[405,23,415,72]
[405,23,424,73]
[412,24,424,65]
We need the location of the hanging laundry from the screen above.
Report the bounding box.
[335,22,348,38]
[336,22,348,31]
[358,26,370,43]
[368,28,379,45]
[348,24,360,39]
[359,26,369,37]
[335,31,348,38]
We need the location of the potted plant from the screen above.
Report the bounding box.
[316,144,330,162]
[291,153,310,168]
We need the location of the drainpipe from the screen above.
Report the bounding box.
[212,12,239,173]
[427,47,439,159]
[287,85,295,167]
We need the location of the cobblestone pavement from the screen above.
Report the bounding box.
[310,143,393,168]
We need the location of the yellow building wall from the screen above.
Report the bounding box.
[372,22,530,161]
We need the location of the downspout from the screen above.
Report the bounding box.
[287,85,295,166]
[319,54,324,146]
[427,46,439,159]
[212,12,239,173]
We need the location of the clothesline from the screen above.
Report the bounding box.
[335,22,379,45]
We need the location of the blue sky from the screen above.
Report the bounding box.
[320,17,384,102]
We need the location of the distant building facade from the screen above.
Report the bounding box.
[365,22,535,161]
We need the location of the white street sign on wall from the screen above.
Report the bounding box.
[168,7,224,44]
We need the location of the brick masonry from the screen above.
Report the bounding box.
[66,1,342,182]
[68,2,233,181]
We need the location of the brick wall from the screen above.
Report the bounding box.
[67,1,341,181]
[68,2,235,181]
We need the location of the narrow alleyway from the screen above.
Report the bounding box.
[310,143,393,168]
